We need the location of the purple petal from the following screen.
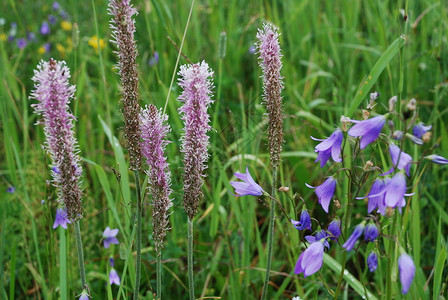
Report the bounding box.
[384,173,407,208]
[398,253,415,294]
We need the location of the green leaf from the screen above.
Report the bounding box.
[346,35,406,117]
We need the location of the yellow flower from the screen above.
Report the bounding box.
[0,33,6,42]
[88,35,106,52]
[38,46,46,54]
[56,43,66,55]
[61,21,72,31]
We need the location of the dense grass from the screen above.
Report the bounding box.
[1,0,448,299]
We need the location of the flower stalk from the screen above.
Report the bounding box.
[256,23,284,299]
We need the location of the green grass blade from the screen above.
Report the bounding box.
[346,35,406,117]
[324,253,378,300]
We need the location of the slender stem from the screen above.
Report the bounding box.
[261,167,277,300]
[386,213,398,300]
[59,227,67,300]
[133,170,142,300]
[74,220,87,290]
[187,217,195,300]
[156,251,162,300]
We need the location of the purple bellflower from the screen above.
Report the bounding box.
[398,253,415,294]
[291,210,311,231]
[52,1,60,10]
[383,172,408,209]
[425,155,448,165]
[365,179,387,215]
[327,219,341,241]
[294,238,325,277]
[17,38,27,49]
[7,186,15,193]
[348,115,386,149]
[311,129,343,167]
[306,176,337,213]
[364,223,378,242]
[230,167,264,197]
[148,51,159,66]
[102,227,119,248]
[40,22,50,35]
[387,144,412,176]
[367,252,378,272]
[79,290,89,300]
[53,208,72,229]
[342,223,365,251]
[109,268,120,285]
[178,61,214,219]
[413,122,431,139]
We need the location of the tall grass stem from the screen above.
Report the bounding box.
[187,217,195,300]
[74,220,87,290]
[156,252,162,299]
[261,167,277,300]
[133,170,142,300]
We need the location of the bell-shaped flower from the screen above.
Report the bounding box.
[294,236,327,277]
[348,115,386,149]
[425,154,448,165]
[364,223,378,242]
[291,210,311,231]
[412,122,431,139]
[327,219,341,241]
[102,227,119,249]
[53,207,72,229]
[364,179,387,215]
[383,172,408,209]
[387,144,412,176]
[367,252,378,272]
[306,177,337,213]
[342,223,365,251]
[311,129,343,167]
[398,253,415,294]
[109,268,121,286]
[79,290,89,300]
[230,167,264,197]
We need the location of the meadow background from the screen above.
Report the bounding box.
[1,0,448,299]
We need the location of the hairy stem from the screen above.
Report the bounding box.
[156,251,162,300]
[133,170,142,300]
[187,217,195,300]
[74,220,87,290]
[261,167,277,300]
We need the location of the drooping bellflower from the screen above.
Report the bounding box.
[367,252,378,272]
[383,172,408,209]
[31,59,83,220]
[108,0,141,171]
[365,179,386,215]
[256,23,284,169]
[311,129,343,167]
[102,227,119,249]
[109,268,121,285]
[306,176,337,213]
[327,219,341,241]
[140,104,173,252]
[230,167,264,197]
[53,207,72,229]
[388,144,412,176]
[348,115,386,149]
[364,223,378,242]
[291,210,311,231]
[178,61,214,219]
[413,122,431,139]
[294,233,329,278]
[398,253,415,294]
[342,223,365,251]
